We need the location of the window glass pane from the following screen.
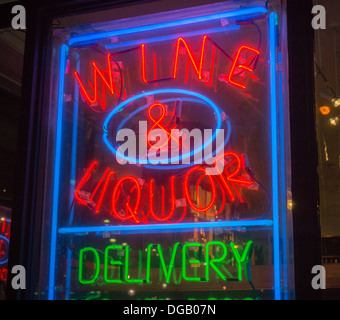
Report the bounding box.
[38,0,293,300]
[314,0,340,297]
[0,25,25,300]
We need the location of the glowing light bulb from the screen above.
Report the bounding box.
[332,98,340,108]
[287,200,293,210]
[128,289,135,296]
[330,116,339,126]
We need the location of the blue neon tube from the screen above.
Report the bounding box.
[50,4,287,301]
[58,219,273,235]
[269,12,281,300]
[114,96,232,170]
[48,44,68,300]
[103,89,222,165]
[65,55,80,301]
[69,7,267,46]
[279,52,288,300]
[104,25,240,50]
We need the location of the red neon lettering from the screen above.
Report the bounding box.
[141,44,148,84]
[111,176,141,223]
[142,36,216,85]
[77,39,260,101]
[218,152,254,203]
[141,44,173,84]
[94,170,115,214]
[75,161,98,206]
[147,102,180,149]
[149,177,176,221]
[74,54,122,111]
[173,36,207,80]
[228,46,260,89]
[205,45,215,87]
[184,166,216,213]
[153,54,158,87]
[195,174,225,216]
[0,268,7,282]
[74,152,258,223]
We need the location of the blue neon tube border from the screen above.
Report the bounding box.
[58,219,273,235]
[49,5,287,300]
[69,7,267,46]
[65,55,80,301]
[279,51,288,300]
[48,44,67,300]
[104,25,240,50]
[269,12,281,300]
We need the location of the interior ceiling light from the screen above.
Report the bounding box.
[330,115,339,127]
[320,92,340,108]
[332,98,340,108]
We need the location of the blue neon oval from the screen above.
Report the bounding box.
[103,89,226,168]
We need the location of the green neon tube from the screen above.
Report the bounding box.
[182,243,202,282]
[79,247,100,285]
[124,245,144,283]
[104,245,124,283]
[205,241,228,281]
[230,241,253,281]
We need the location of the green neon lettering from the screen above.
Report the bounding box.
[215,246,233,280]
[104,245,124,283]
[146,244,154,283]
[172,265,182,284]
[138,249,143,277]
[205,241,228,281]
[78,240,254,286]
[124,245,144,283]
[147,243,182,284]
[79,247,100,284]
[230,241,253,281]
[158,242,182,284]
[182,243,202,282]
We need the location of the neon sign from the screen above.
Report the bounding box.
[47,3,289,301]
[73,150,265,223]
[0,218,10,266]
[102,89,229,170]
[78,240,253,285]
[0,267,7,282]
[75,36,260,112]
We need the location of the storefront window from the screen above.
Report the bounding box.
[37,0,293,300]
[314,0,340,298]
[0,206,11,298]
[0,23,25,300]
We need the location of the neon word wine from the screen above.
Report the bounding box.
[74,36,260,112]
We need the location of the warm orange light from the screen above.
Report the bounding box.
[320,106,331,115]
